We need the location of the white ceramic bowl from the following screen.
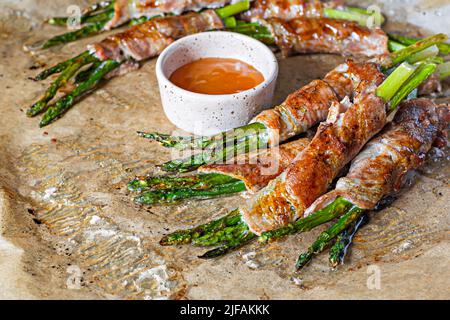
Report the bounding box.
[155,31,278,135]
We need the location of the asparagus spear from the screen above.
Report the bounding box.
[389,62,437,110]
[47,1,114,26]
[160,209,241,246]
[199,229,256,259]
[34,51,92,81]
[328,214,368,268]
[135,179,246,205]
[75,61,102,84]
[128,173,239,192]
[40,18,112,50]
[296,205,365,270]
[389,33,450,55]
[388,34,447,67]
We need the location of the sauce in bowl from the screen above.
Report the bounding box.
[169,57,265,95]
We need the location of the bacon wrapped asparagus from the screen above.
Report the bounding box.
[39,0,379,48]
[160,38,445,256]
[255,16,388,57]
[149,35,447,172]
[291,98,449,269]
[29,3,394,127]
[129,138,310,204]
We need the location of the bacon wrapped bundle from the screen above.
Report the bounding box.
[242,76,387,235]
[90,10,224,62]
[92,10,388,64]
[305,98,449,214]
[252,59,385,144]
[199,138,311,192]
[258,17,388,57]
[241,0,343,21]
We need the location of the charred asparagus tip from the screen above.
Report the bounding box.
[39,59,119,127]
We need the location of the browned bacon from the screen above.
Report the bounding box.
[305,98,449,214]
[199,138,311,192]
[241,76,387,235]
[252,59,385,144]
[90,10,224,62]
[241,0,343,21]
[259,17,389,57]
[105,0,344,30]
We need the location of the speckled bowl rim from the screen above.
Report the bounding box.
[155,31,278,99]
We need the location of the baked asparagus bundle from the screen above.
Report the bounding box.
[36,0,381,48]
[159,39,444,258]
[145,34,445,173]
[285,98,449,269]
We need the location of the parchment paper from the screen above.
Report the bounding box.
[0,0,449,299]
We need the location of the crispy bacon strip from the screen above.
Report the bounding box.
[105,0,233,29]
[106,0,344,29]
[241,0,343,20]
[259,17,389,57]
[252,59,385,144]
[305,98,449,214]
[199,138,311,192]
[90,10,224,62]
[93,9,389,64]
[242,76,387,235]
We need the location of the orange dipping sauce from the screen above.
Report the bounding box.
[169,57,265,95]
